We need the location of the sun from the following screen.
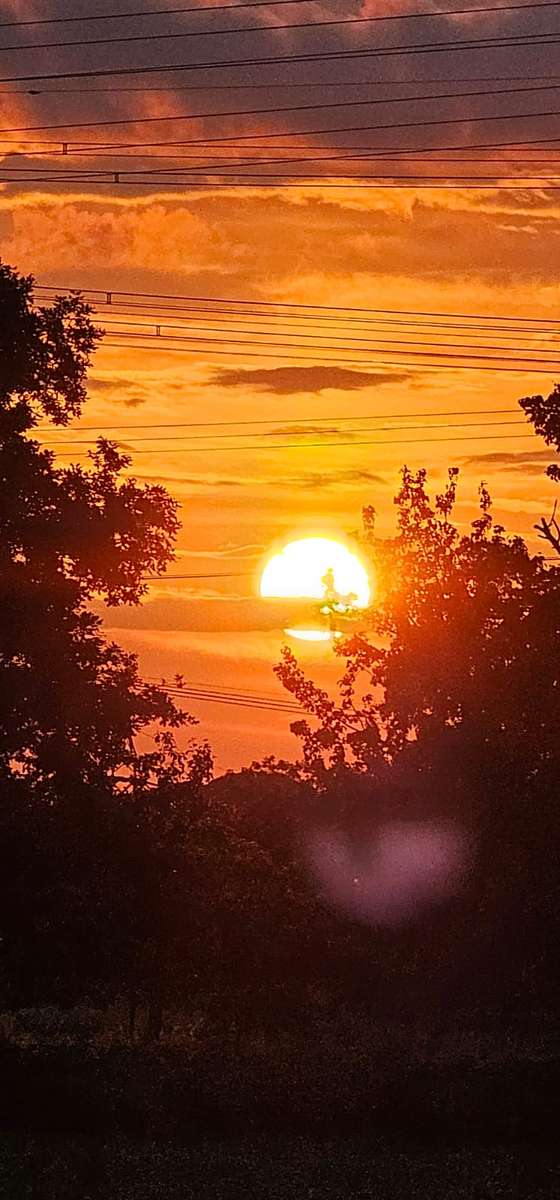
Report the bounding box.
[259,536,371,641]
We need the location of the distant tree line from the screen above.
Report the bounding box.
[1,259,559,1047]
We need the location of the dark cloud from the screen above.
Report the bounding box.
[462,450,552,474]
[266,424,343,436]
[290,468,385,489]
[212,367,411,395]
[89,377,148,408]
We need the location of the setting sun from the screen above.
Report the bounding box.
[260,536,371,641]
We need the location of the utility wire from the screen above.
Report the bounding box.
[47,430,542,455]
[3,3,559,56]
[91,105,560,147]
[5,74,560,96]
[34,283,558,324]
[38,325,560,356]
[0,2,320,30]
[154,678,289,702]
[35,300,560,335]
[45,327,560,363]
[78,315,560,346]
[5,81,560,136]
[99,340,558,371]
[16,169,560,183]
[82,311,560,336]
[1,32,559,84]
[153,685,302,714]
[40,420,533,447]
[14,133,560,156]
[35,408,524,433]
[80,305,559,334]
[7,173,560,188]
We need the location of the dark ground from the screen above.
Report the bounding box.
[2,1016,559,1198]
[1,1134,559,1200]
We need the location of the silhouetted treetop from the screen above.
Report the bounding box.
[276,466,559,783]
[0,261,99,429]
[0,261,205,790]
[519,382,560,553]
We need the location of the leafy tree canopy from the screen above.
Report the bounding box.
[0,260,209,793]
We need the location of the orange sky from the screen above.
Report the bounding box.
[1,0,559,769]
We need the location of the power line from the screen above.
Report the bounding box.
[47,432,544,459]
[46,326,560,364]
[98,340,558,372]
[18,169,560,184]
[6,157,560,182]
[2,32,559,84]
[35,408,524,434]
[147,674,301,704]
[102,105,560,147]
[11,173,560,188]
[5,81,560,136]
[5,74,560,96]
[83,311,560,337]
[36,299,560,335]
[78,316,560,348]
[40,420,532,448]
[15,132,560,157]
[0,2,321,30]
[155,685,302,715]
[80,305,559,335]
[39,324,560,357]
[3,3,559,56]
[34,283,559,325]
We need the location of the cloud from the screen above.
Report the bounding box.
[288,468,385,490]
[462,450,552,474]
[211,366,411,394]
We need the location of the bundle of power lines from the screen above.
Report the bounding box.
[34,284,560,384]
[1,0,560,190]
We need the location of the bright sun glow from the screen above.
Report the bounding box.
[260,536,371,642]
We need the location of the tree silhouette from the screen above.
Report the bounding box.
[0,260,200,791]
[519,381,560,553]
[0,261,211,1013]
[274,468,560,1012]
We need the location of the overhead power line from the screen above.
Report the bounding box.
[3,81,560,136]
[154,683,302,715]
[34,283,558,325]
[3,3,560,56]
[46,431,541,457]
[41,419,533,448]
[98,339,558,372]
[83,311,560,336]
[46,324,560,364]
[5,173,560,189]
[0,2,321,30]
[76,315,560,349]
[19,132,560,159]
[2,32,559,84]
[37,324,560,358]
[93,105,560,148]
[5,73,560,96]
[35,408,523,434]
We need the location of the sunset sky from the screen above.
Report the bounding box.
[1,0,559,769]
